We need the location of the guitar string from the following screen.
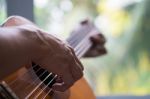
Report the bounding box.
[39,40,91,99]
[68,29,90,48]
[7,27,84,86]
[41,41,91,99]
[35,39,90,98]
[23,70,48,93]
[7,32,88,98]
[8,64,39,86]
[33,75,58,99]
[68,25,93,46]
[12,66,45,92]
[41,88,52,99]
[24,73,53,99]
[18,33,89,96]
[75,38,91,56]
[24,42,88,98]
[74,29,96,52]
[31,34,93,98]
[39,31,97,98]
[8,28,94,98]
[2,21,97,98]
[76,40,91,57]
[7,23,91,86]
[25,30,95,98]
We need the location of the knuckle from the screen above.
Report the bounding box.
[7,15,22,20]
[80,71,83,77]
[72,69,83,81]
[78,71,83,80]
[61,88,66,92]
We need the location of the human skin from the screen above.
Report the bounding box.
[0,16,83,92]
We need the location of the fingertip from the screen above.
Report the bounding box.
[52,83,66,92]
[52,82,73,92]
[97,46,107,55]
[70,64,83,81]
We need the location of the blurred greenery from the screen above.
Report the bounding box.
[34,0,150,96]
[0,0,6,24]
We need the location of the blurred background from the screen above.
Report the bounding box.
[0,0,150,98]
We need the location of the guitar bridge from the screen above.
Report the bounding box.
[0,81,19,99]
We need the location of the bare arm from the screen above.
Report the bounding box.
[0,27,30,79]
[0,16,83,92]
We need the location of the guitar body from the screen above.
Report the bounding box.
[4,66,95,99]
[0,16,99,99]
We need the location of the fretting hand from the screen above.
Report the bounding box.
[70,19,107,58]
[84,33,107,57]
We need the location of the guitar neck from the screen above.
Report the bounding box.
[67,21,98,58]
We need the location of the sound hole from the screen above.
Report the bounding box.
[32,63,56,88]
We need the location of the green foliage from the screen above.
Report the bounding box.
[30,0,150,96]
[0,0,6,24]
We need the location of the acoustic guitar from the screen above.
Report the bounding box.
[0,18,100,99]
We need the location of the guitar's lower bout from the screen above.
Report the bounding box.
[2,67,95,99]
[52,77,96,99]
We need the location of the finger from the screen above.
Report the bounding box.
[90,33,106,45]
[67,47,83,80]
[52,71,75,92]
[84,49,101,57]
[84,45,107,57]
[70,62,83,81]
[68,46,84,71]
[98,33,106,44]
[96,45,107,55]
[55,76,63,83]
[2,16,34,27]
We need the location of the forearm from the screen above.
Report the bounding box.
[0,27,28,80]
